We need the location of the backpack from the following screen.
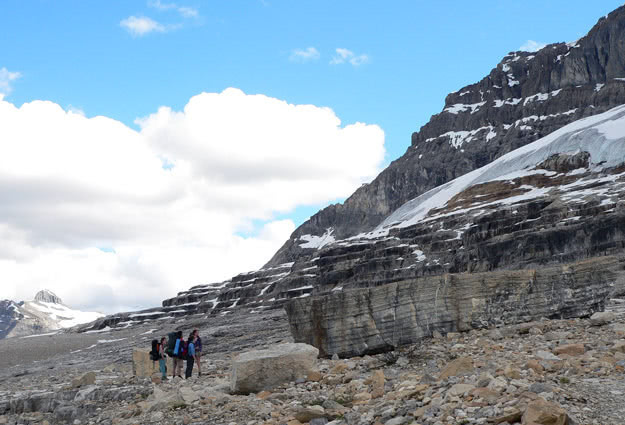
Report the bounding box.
[149,339,160,361]
[165,332,177,357]
[178,340,188,359]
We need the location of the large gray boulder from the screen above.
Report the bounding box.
[230,343,319,394]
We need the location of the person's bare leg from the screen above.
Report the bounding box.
[195,354,201,376]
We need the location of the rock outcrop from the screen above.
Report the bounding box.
[132,349,174,379]
[285,256,621,358]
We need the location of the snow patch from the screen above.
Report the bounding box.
[299,228,336,249]
[376,105,625,232]
[444,102,486,115]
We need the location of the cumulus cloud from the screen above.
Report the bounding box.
[519,40,547,52]
[0,67,21,99]
[120,16,167,36]
[330,48,369,66]
[0,89,385,313]
[290,47,320,63]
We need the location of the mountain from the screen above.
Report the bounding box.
[267,5,625,267]
[80,5,625,333]
[0,290,104,339]
[284,105,625,356]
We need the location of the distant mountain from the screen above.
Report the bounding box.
[0,290,104,339]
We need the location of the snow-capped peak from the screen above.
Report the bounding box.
[33,289,64,304]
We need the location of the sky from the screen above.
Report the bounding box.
[0,0,623,314]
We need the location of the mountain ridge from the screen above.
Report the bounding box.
[266,4,625,267]
[0,290,104,339]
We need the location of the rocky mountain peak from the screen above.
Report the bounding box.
[33,289,64,305]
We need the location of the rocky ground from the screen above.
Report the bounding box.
[2,303,625,424]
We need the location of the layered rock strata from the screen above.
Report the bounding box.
[285,255,623,358]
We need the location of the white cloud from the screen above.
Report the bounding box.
[0,67,21,99]
[177,6,198,18]
[0,89,385,314]
[290,47,321,63]
[519,40,547,52]
[330,48,370,66]
[149,0,199,18]
[120,16,166,36]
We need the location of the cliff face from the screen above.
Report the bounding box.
[267,5,625,267]
[285,256,623,358]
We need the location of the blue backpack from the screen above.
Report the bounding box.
[174,339,187,358]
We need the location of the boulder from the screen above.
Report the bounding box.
[294,405,326,423]
[553,343,585,356]
[140,387,185,412]
[71,372,96,388]
[535,351,561,361]
[590,311,616,326]
[439,357,474,380]
[230,343,319,394]
[132,349,173,378]
[448,383,475,397]
[178,387,199,405]
[522,397,569,425]
[370,370,385,399]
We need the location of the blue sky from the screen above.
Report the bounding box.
[1,0,623,311]
[4,1,622,153]
[3,0,622,226]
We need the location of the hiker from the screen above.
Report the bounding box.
[185,332,197,379]
[193,329,203,377]
[158,336,167,381]
[172,331,185,378]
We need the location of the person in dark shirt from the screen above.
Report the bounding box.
[185,332,196,379]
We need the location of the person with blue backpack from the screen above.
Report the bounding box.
[172,331,185,379]
[185,332,197,379]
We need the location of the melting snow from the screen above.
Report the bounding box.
[20,332,59,339]
[85,326,112,334]
[494,98,522,108]
[444,102,486,114]
[299,228,336,249]
[413,250,426,262]
[523,93,549,105]
[98,338,126,344]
